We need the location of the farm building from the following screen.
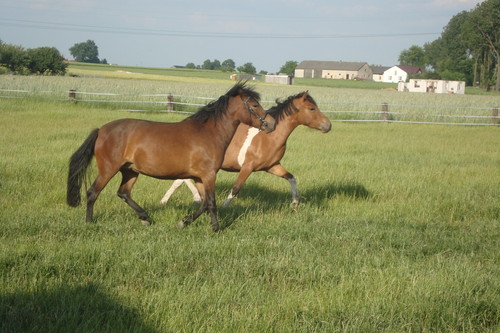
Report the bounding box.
[371,65,391,82]
[265,74,294,85]
[295,60,373,80]
[383,65,423,83]
[230,74,262,81]
[398,79,465,94]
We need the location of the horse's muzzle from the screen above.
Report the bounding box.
[261,117,276,133]
[320,120,332,133]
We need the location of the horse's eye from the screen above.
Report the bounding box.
[253,104,259,108]
[309,107,316,112]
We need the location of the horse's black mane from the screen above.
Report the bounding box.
[187,82,261,123]
[267,91,317,124]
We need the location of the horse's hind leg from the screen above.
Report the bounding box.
[160,179,185,205]
[179,178,220,232]
[87,173,115,222]
[117,170,151,226]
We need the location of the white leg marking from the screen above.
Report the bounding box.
[184,179,201,203]
[289,177,299,208]
[222,193,235,208]
[160,179,188,204]
[237,127,260,167]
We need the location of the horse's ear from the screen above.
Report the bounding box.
[302,91,309,100]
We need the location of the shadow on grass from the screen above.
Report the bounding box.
[216,180,371,229]
[89,180,370,229]
[223,180,371,207]
[1,283,157,333]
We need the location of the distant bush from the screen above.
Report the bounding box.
[0,40,67,75]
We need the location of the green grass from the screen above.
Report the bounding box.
[68,61,237,81]
[0,82,499,332]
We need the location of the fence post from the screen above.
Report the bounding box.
[492,108,498,125]
[381,102,389,122]
[68,89,76,101]
[167,93,174,112]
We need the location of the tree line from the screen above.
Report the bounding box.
[0,40,67,75]
[0,39,108,75]
[185,59,298,76]
[185,59,261,75]
[399,0,499,91]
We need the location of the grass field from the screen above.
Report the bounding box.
[0,72,499,332]
[1,70,499,125]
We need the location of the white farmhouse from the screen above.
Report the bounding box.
[383,65,423,83]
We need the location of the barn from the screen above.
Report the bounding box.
[295,60,373,80]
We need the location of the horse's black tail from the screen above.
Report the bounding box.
[67,129,99,207]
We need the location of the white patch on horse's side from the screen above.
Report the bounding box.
[237,127,259,167]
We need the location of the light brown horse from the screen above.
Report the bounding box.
[66,83,276,231]
[160,91,331,208]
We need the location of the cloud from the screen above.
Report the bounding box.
[28,0,51,10]
[27,0,94,12]
[431,0,484,7]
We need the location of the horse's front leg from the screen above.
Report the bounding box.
[222,166,254,208]
[178,200,207,229]
[205,189,219,232]
[266,164,299,208]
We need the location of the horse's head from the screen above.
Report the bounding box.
[229,82,276,133]
[269,91,331,133]
[291,91,331,133]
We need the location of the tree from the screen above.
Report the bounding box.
[202,59,212,70]
[466,0,500,90]
[69,40,100,63]
[221,59,235,71]
[26,47,67,75]
[0,41,28,73]
[185,62,196,69]
[237,62,256,74]
[398,46,427,68]
[279,60,298,76]
[403,0,499,89]
[212,59,221,70]
[202,59,222,70]
[0,41,67,75]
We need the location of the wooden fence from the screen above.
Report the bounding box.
[0,88,498,126]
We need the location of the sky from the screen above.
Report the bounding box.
[0,0,485,73]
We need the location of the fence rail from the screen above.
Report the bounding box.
[1,88,498,126]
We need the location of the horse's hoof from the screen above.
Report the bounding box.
[290,200,299,209]
[178,221,185,229]
[212,224,221,232]
[141,220,151,226]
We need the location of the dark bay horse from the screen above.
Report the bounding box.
[160,91,331,208]
[66,83,276,231]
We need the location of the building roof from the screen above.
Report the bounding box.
[395,65,423,74]
[297,60,368,71]
[371,66,391,74]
